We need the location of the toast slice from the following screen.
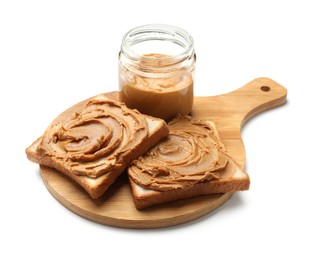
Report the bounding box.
[128,116,250,209]
[26,95,169,198]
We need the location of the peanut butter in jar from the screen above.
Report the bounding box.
[118,24,196,121]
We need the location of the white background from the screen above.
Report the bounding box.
[1,0,319,259]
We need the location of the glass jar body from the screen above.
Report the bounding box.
[118,24,196,121]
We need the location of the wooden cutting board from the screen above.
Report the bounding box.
[39,77,287,228]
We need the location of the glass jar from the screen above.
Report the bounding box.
[118,24,196,121]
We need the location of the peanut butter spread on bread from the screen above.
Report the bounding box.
[38,96,149,178]
[129,117,229,191]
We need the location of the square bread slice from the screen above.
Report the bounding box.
[26,95,169,198]
[128,116,250,209]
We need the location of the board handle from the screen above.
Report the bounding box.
[229,77,287,127]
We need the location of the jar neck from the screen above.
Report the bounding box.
[119,24,196,77]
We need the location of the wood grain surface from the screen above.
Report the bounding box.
[39,77,287,228]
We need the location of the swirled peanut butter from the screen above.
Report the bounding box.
[119,54,194,121]
[129,116,229,191]
[38,95,148,178]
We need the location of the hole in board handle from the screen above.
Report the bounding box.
[260,86,271,92]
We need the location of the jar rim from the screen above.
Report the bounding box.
[121,24,194,63]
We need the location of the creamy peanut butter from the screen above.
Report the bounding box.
[119,53,194,121]
[129,117,229,191]
[38,96,148,178]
